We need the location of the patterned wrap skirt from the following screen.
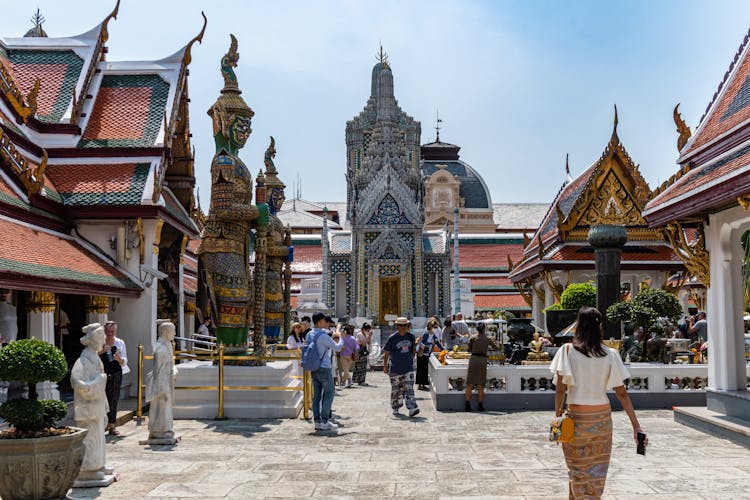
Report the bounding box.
[562,407,613,499]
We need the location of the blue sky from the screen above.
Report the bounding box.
[1,1,749,205]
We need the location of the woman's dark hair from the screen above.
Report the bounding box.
[573,307,607,357]
[476,322,486,334]
[444,319,452,327]
[343,324,355,335]
[362,323,371,331]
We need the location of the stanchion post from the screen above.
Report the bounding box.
[136,344,144,421]
[302,370,310,420]
[216,343,226,420]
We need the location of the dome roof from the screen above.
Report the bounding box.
[422,159,493,209]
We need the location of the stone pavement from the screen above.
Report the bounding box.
[69,372,750,499]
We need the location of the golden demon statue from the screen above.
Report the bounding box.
[197,35,268,353]
[262,137,293,343]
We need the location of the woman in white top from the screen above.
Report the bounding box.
[550,307,646,499]
[286,322,304,377]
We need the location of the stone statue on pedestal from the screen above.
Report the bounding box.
[263,137,293,344]
[197,34,268,354]
[72,323,115,487]
[141,320,180,445]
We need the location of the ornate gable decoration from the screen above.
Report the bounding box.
[368,193,411,225]
[558,109,652,238]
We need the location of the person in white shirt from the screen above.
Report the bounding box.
[550,307,645,499]
[0,289,17,344]
[196,317,212,337]
[286,322,305,377]
[452,312,470,345]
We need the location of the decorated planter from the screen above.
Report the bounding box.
[506,318,535,344]
[0,427,87,500]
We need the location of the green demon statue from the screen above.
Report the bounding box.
[197,35,268,353]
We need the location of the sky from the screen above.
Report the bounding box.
[1,1,749,206]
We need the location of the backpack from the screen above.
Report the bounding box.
[301,330,326,371]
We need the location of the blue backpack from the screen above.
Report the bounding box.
[301,330,326,372]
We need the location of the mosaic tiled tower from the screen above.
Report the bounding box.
[322,50,450,322]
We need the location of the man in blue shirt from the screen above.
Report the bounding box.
[309,312,342,431]
[383,317,420,417]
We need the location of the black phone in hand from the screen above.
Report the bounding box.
[637,432,646,455]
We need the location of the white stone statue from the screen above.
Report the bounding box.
[142,320,180,445]
[71,323,114,486]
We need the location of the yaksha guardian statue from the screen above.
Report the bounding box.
[262,137,293,343]
[198,35,268,353]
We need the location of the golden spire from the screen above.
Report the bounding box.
[182,11,207,67]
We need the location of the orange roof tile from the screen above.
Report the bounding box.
[474,294,529,309]
[683,30,750,155]
[457,243,525,269]
[292,244,323,273]
[0,218,138,293]
[45,163,149,205]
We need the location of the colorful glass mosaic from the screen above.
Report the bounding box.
[368,193,411,225]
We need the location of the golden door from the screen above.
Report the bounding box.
[379,277,400,320]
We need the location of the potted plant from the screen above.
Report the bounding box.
[606,288,682,362]
[0,339,87,500]
[545,282,596,342]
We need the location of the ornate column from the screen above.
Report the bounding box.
[85,295,109,325]
[414,232,425,317]
[532,286,544,331]
[588,224,627,340]
[544,282,555,308]
[27,291,59,399]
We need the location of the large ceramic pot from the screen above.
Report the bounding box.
[506,318,535,344]
[0,427,87,500]
[545,309,578,337]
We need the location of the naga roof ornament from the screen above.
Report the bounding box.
[673,103,692,152]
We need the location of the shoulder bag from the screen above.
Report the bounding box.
[549,344,575,444]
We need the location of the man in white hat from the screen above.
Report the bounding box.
[383,317,419,417]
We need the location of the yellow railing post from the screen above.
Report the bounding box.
[216,343,226,420]
[302,370,310,420]
[136,344,144,421]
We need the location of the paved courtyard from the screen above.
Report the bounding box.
[70,372,749,499]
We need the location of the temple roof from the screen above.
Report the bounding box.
[645,28,750,225]
[45,162,151,205]
[679,28,750,161]
[79,74,170,147]
[0,215,140,297]
[421,139,460,161]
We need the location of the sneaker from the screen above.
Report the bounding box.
[409,408,420,417]
[319,421,338,431]
[314,421,322,430]
[392,409,400,416]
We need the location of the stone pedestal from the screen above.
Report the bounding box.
[588,225,627,339]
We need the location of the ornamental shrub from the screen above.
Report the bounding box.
[0,339,68,432]
[543,303,562,313]
[632,288,682,323]
[560,282,597,311]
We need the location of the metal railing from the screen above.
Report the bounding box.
[136,343,311,421]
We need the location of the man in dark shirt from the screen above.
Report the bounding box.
[383,317,419,417]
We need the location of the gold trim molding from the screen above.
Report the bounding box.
[27,291,55,313]
[85,295,109,314]
[661,222,710,287]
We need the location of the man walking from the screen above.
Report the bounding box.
[309,312,341,431]
[383,317,419,417]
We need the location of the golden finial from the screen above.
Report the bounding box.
[182,11,207,67]
[100,0,120,44]
[673,103,692,152]
[610,104,620,144]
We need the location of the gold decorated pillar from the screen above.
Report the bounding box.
[85,295,109,325]
[26,291,59,400]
